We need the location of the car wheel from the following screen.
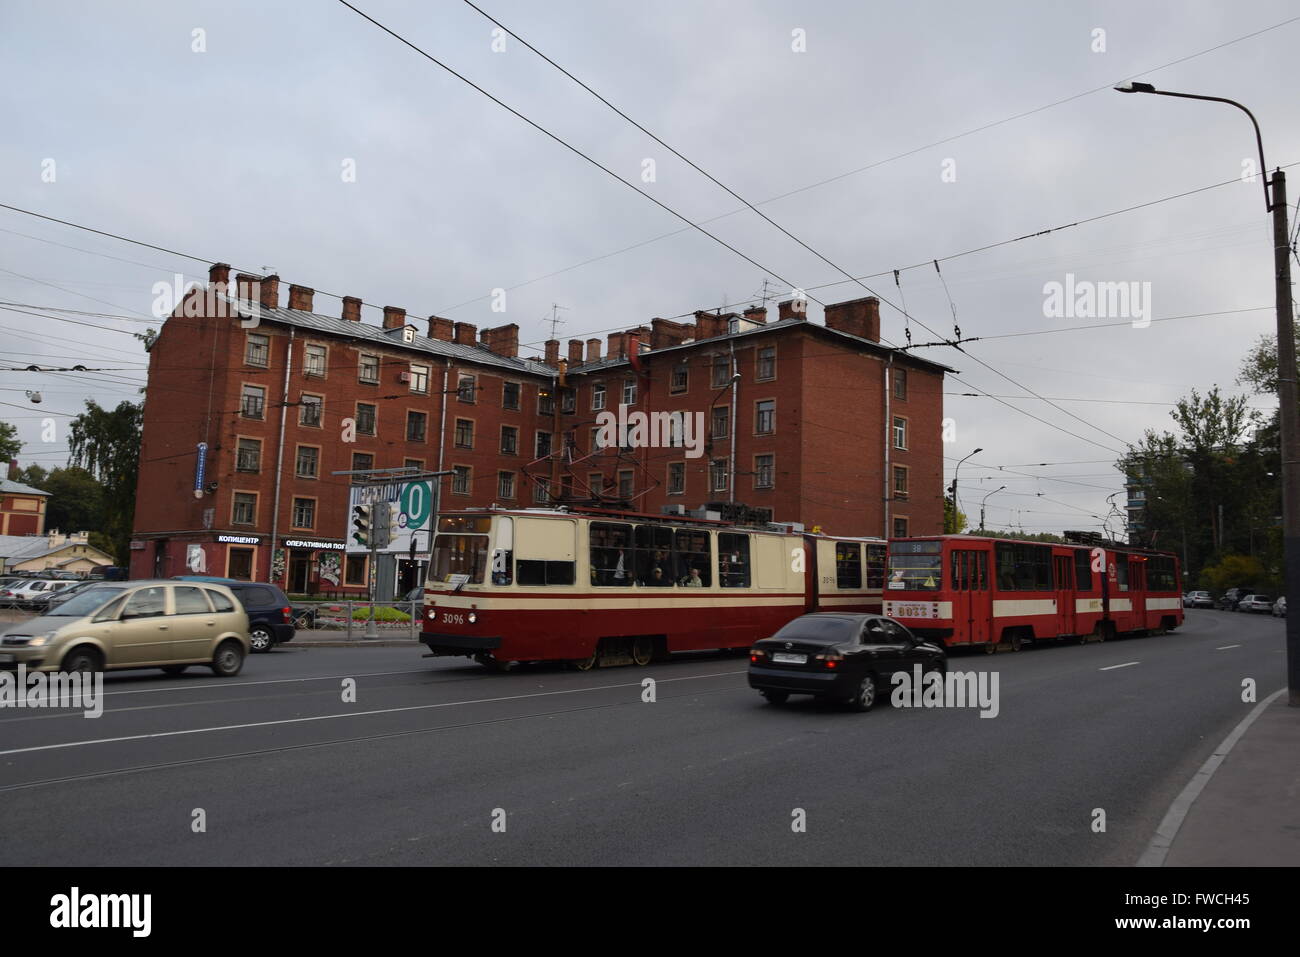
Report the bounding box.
[161,665,188,676]
[294,613,314,630]
[848,674,877,712]
[62,646,102,674]
[760,689,789,705]
[211,640,245,677]
[248,627,274,653]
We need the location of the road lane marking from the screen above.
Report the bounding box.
[1098,661,1139,671]
[0,669,747,756]
[1138,687,1287,867]
[92,668,434,698]
[1215,644,1241,650]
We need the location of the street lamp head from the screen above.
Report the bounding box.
[1114,80,1157,94]
[973,447,983,454]
[731,373,741,382]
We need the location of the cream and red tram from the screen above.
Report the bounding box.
[421,507,886,669]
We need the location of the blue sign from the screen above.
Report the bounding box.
[195,442,208,491]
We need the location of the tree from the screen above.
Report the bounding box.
[1200,554,1268,595]
[1237,322,1299,397]
[0,421,21,463]
[39,467,105,534]
[67,400,142,563]
[944,498,968,534]
[12,463,48,489]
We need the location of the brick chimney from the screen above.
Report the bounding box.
[288,284,315,312]
[650,317,692,349]
[342,296,362,322]
[209,262,231,287]
[454,322,477,346]
[259,275,280,310]
[743,306,768,324]
[543,339,560,366]
[778,298,808,321]
[568,339,585,365]
[235,273,259,303]
[427,316,454,341]
[607,332,628,360]
[383,305,407,330]
[586,338,602,363]
[824,296,881,342]
[482,324,520,358]
[693,310,729,340]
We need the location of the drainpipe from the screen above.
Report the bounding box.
[435,360,450,520]
[883,352,893,538]
[728,340,737,504]
[267,329,295,583]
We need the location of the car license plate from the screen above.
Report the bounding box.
[772,652,806,665]
[0,653,14,663]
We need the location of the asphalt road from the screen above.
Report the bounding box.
[0,610,1286,866]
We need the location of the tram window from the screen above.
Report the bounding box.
[995,542,1052,591]
[718,533,751,588]
[866,545,885,589]
[835,542,862,589]
[590,522,633,586]
[1147,556,1176,591]
[674,528,712,586]
[516,560,576,586]
[430,534,488,584]
[977,551,988,590]
[951,550,962,590]
[634,524,674,587]
[1074,550,1092,591]
[1115,557,1129,592]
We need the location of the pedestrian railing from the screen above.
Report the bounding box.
[293,600,421,640]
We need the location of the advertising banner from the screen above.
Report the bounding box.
[345,480,434,555]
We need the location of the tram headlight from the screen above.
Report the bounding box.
[426,607,437,621]
[467,611,478,624]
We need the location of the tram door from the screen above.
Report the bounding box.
[950,549,990,646]
[1054,555,1076,636]
[1130,559,1146,626]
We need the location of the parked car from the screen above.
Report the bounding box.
[1,579,68,609]
[748,613,946,711]
[1273,597,1287,617]
[1238,594,1274,614]
[39,579,109,613]
[172,577,294,652]
[1183,590,1214,609]
[1217,587,1253,611]
[0,580,249,676]
[23,579,82,612]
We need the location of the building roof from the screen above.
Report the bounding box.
[220,296,555,377]
[0,478,50,497]
[0,535,109,563]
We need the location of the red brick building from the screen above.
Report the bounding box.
[0,475,49,536]
[129,264,950,593]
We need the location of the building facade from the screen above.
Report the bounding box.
[129,264,950,594]
[0,476,49,536]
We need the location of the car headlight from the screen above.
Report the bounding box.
[27,632,57,647]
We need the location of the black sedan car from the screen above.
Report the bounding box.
[748,613,946,711]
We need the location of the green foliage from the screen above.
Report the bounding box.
[12,463,48,489]
[0,421,22,463]
[67,400,142,564]
[1199,554,1268,595]
[38,467,105,533]
[943,498,968,534]
[1237,322,1299,397]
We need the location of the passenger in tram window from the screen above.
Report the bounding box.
[684,567,704,587]
[651,567,666,585]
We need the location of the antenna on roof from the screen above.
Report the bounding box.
[544,303,568,341]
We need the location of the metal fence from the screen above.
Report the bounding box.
[292,599,422,640]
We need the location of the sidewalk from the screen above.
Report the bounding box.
[286,632,419,648]
[1158,692,1300,866]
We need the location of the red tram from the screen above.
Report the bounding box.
[882,533,1183,653]
[420,507,886,669]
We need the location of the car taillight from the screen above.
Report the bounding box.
[750,648,766,662]
[282,606,292,622]
[816,651,843,669]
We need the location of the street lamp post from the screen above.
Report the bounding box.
[980,485,1006,533]
[950,448,983,533]
[1116,80,1298,705]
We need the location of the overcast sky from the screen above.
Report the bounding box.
[2,0,1296,535]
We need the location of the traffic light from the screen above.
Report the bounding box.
[372,503,392,549]
[351,504,372,547]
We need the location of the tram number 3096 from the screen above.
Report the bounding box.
[441,612,466,625]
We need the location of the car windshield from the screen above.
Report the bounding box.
[45,585,128,617]
[771,617,860,643]
[1253,596,1270,603]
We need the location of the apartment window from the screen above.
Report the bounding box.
[618,470,634,499]
[296,446,319,478]
[409,364,429,394]
[345,556,367,586]
[452,466,471,495]
[670,363,688,394]
[304,344,327,378]
[228,548,254,581]
[454,419,474,449]
[893,367,908,400]
[668,462,685,494]
[533,477,550,504]
[232,492,256,525]
[236,438,261,473]
[359,353,379,384]
[498,471,516,499]
[245,333,269,368]
[241,384,265,419]
[893,516,909,539]
[356,403,376,435]
[893,416,907,450]
[622,379,637,406]
[300,394,322,427]
[711,355,730,388]
[893,466,908,498]
[458,374,476,403]
[292,497,315,529]
[591,427,604,451]
[501,425,518,455]
[588,472,605,496]
[711,406,729,440]
[503,381,520,410]
[755,399,775,435]
[710,458,728,492]
[561,388,576,414]
[536,431,552,458]
[406,411,427,443]
[404,458,423,471]
[539,390,555,416]
[352,452,374,472]
[755,454,774,489]
[757,346,776,381]
[592,382,606,411]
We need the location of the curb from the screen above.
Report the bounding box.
[1137,687,1287,867]
[286,639,420,648]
